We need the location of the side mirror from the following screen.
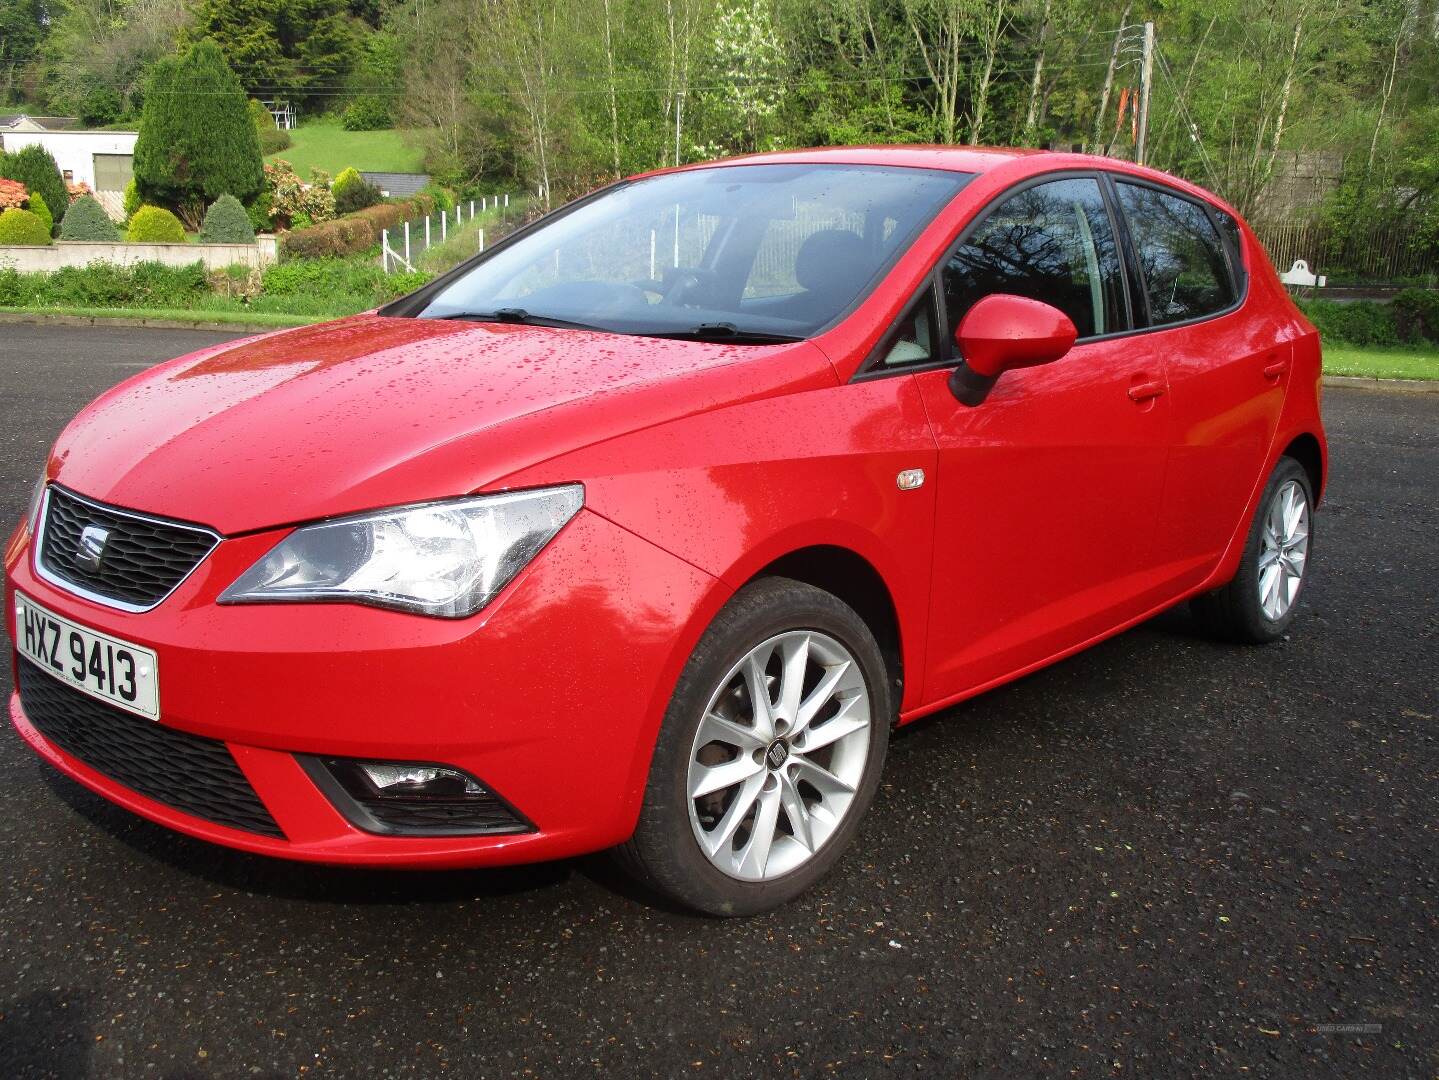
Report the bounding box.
[948,294,1078,405]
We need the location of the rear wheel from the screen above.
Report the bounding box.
[1191,456,1314,643]
[617,577,891,916]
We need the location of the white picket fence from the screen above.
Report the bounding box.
[381,193,514,273]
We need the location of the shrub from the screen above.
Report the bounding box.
[258,127,292,155]
[422,185,455,213]
[342,95,392,131]
[59,195,120,241]
[1393,289,1439,344]
[335,177,381,215]
[262,159,336,230]
[126,205,186,243]
[0,208,52,246]
[0,177,26,210]
[0,144,68,226]
[123,179,141,221]
[133,41,263,227]
[19,261,209,307]
[28,191,53,236]
[198,194,256,244]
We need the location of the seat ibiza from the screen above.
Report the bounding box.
[6,147,1325,915]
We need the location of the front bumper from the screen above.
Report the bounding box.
[5,506,718,868]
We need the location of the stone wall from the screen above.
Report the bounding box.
[0,237,279,272]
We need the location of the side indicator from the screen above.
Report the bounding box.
[896,469,925,491]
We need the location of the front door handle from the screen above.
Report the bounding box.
[1128,380,1166,402]
[1264,359,1289,380]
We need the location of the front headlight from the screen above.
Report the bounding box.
[219,485,583,618]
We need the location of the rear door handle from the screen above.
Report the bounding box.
[1264,359,1289,379]
[1128,380,1166,402]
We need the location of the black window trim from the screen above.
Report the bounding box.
[854,168,1136,381]
[852,167,1251,384]
[1105,172,1249,334]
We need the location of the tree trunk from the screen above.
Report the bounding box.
[968,0,1007,144]
[1023,0,1052,142]
[1090,3,1131,154]
[602,0,621,178]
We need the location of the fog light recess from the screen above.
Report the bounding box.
[298,756,533,837]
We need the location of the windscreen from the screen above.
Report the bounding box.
[412,164,973,339]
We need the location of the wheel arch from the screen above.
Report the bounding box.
[1281,431,1325,504]
[743,544,905,713]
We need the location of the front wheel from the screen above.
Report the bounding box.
[1191,456,1314,643]
[617,578,891,916]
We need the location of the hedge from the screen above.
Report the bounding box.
[1297,291,1439,347]
[280,194,437,259]
[0,262,210,308]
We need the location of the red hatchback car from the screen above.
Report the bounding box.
[6,147,1325,914]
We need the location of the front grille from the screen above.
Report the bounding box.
[37,486,219,610]
[17,659,285,839]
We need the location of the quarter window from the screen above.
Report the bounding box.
[943,177,1125,341]
[1115,182,1235,325]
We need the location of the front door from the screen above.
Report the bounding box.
[916,175,1174,705]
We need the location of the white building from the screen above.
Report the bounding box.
[0,128,138,217]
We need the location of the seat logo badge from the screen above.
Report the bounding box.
[766,741,790,769]
[76,524,111,572]
[896,468,926,491]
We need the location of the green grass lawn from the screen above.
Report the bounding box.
[266,123,427,176]
[1323,344,1439,380]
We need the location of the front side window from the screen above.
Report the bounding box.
[942,176,1125,341]
[411,164,972,340]
[1115,182,1235,325]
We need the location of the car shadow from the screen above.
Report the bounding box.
[30,599,1222,915]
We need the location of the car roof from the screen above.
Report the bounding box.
[647,145,1237,218]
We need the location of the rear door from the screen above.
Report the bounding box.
[1107,180,1287,591]
[909,174,1175,704]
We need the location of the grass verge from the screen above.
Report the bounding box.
[0,306,321,329]
[265,123,426,176]
[1323,344,1439,380]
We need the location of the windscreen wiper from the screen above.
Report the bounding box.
[649,322,803,345]
[428,308,612,332]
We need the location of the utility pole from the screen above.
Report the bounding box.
[1136,20,1155,166]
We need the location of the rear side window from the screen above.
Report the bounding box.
[1115,183,1236,325]
[942,176,1126,340]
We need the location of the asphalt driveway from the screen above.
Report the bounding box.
[0,323,1435,1078]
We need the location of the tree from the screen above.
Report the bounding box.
[133,40,264,228]
[0,144,69,227]
[691,1,786,156]
[189,0,366,105]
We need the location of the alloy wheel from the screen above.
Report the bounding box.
[685,630,872,882]
[1258,478,1310,621]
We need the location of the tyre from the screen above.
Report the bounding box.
[617,577,892,916]
[1191,456,1314,644]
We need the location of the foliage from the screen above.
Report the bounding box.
[0,178,27,211]
[34,0,190,119]
[133,40,264,227]
[0,208,53,246]
[334,172,382,215]
[343,97,393,131]
[279,194,435,258]
[123,179,142,220]
[0,144,68,226]
[0,261,209,307]
[126,205,186,243]
[189,0,365,109]
[28,192,53,237]
[262,159,337,230]
[1296,299,1401,347]
[59,195,121,241]
[1393,289,1439,344]
[199,194,257,243]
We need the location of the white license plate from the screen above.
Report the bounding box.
[14,592,159,720]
